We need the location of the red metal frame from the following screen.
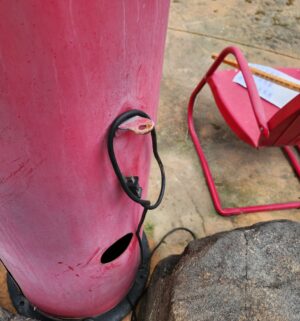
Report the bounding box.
[188,46,300,216]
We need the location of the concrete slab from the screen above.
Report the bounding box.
[168,0,300,59]
[146,0,300,261]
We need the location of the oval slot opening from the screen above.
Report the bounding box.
[101,233,133,264]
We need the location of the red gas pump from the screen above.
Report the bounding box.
[0,1,169,319]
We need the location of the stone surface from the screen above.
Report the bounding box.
[139,220,300,321]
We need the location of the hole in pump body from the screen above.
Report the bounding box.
[101,233,133,264]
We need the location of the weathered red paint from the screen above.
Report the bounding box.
[0,0,169,317]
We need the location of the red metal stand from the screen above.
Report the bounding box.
[188,46,300,216]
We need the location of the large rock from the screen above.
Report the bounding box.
[139,220,300,321]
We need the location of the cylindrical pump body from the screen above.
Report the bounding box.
[0,0,169,317]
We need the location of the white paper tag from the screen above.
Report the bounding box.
[233,63,300,108]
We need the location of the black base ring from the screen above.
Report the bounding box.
[7,233,150,321]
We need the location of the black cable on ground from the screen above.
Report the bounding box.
[107,109,166,265]
[130,227,196,321]
[107,110,196,321]
[150,227,197,260]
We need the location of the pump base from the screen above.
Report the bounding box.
[7,233,150,321]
